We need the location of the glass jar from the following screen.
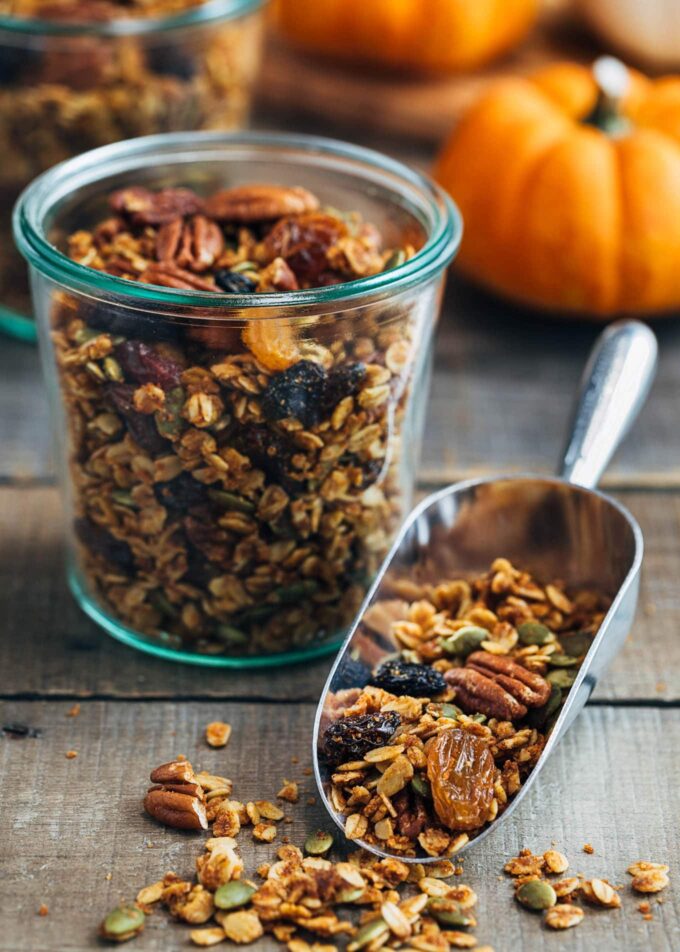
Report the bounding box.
[15,131,461,666]
[0,0,264,336]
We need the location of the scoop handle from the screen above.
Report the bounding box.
[559,320,658,489]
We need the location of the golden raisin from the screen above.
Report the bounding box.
[426,728,495,832]
[242,320,299,371]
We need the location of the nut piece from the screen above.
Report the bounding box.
[205,721,232,748]
[445,667,527,721]
[144,760,208,831]
[204,185,320,223]
[544,904,584,930]
[218,909,264,944]
[466,652,551,707]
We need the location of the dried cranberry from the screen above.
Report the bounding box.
[104,383,169,456]
[74,517,134,572]
[261,360,326,427]
[370,659,446,697]
[114,341,182,390]
[322,363,366,412]
[214,270,257,294]
[154,472,206,510]
[322,711,401,766]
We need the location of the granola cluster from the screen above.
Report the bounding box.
[319,558,610,857]
[53,183,423,655]
[0,1,262,313]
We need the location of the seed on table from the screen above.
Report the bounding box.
[205,721,232,748]
[427,898,475,927]
[304,830,335,855]
[99,904,145,941]
[347,917,389,951]
[544,904,584,929]
[515,879,557,910]
[543,849,569,874]
[214,881,256,911]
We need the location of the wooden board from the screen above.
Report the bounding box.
[255,1,599,145]
[1,700,678,951]
[1,484,678,703]
[3,280,680,488]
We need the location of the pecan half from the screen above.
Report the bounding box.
[466,652,551,708]
[445,667,528,721]
[144,760,208,830]
[140,263,215,292]
[110,187,204,226]
[157,216,225,273]
[204,185,320,223]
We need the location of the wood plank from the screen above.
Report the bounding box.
[1,485,678,702]
[1,700,678,951]
[2,281,680,486]
[255,1,599,145]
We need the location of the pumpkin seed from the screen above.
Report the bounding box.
[273,580,319,604]
[235,604,278,624]
[304,830,334,856]
[427,899,474,927]
[216,624,249,646]
[336,886,364,904]
[349,918,389,950]
[517,621,553,645]
[411,776,432,798]
[516,879,557,911]
[231,260,258,273]
[384,249,406,270]
[441,625,488,657]
[559,631,592,657]
[100,904,145,940]
[438,703,462,719]
[207,489,255,514]
[214,881,256,911]
[547,669,577,689]
[73,327,100,345]
[549,653,579,668]
[111,489,137,508]
[544,684,563,719]
[470,713,487,724]
[85,360,105,381]
[155,386,185,440]
[103,356,124,382]
[150,591,178,618]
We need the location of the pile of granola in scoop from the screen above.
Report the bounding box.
[54,183,423,655]
[318,558,610,858]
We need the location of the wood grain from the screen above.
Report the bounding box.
[1,700,678,952]
[2,280,680,487]
[255,2,598,145]
[1,485,678,703]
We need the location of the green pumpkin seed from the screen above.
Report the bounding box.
[216,624,249,646]
[547,669,577,688]
[441,625,488,657]
[85,360,105,381]
[544,683,563,719]
[231,260,257,273]
[470,713,488,724]
[549,654,579,668]
[214,881,256,911]
[559,630,592,656]
[103,356,124,382]
[336,886,364,904]
[149,591,178,618]
[235,604,278,624]
[207,489,255,514]
[427,899,474,927]
[273,580,319,604]
[411,776,432,798]
[304,830,334,856]
[438,703,462,719]
[101,904,145,940]
[111,489,137,508]
[384,249,406,270]
[517,621,553,645]
[516,879,557,911]
[73,327,100,345]
[350,918,389,950]
[155,386,186,440]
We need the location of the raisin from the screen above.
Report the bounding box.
[146,46,197,80]
[0,46,40,84]
[114,341,182,390]
[82,301,179,343]
[370,659,446,697]
[214,270,257,294]
[263,213,346,286]
[322,362,366,413]
[235,426,297,491]
[322,711,400,766]
[329,656,371,693]
[104,383,169,456]
[154,472,206,510]
[74,517,134,572]
[426,728,495,832]
[261,360,326,427]
[241,319,299,371]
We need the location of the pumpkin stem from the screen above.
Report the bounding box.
[583,56,632,136]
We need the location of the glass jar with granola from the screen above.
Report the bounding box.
[15,132,461,665]
[0,0,264,333]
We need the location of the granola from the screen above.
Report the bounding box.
[318,558,609,856]
[52,183,424,656]
[0,0,263,314]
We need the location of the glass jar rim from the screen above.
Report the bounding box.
[14,131,462,316]
[0,0,263,37]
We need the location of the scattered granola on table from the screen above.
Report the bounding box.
[52,182,423,657]
[318,558,610,856]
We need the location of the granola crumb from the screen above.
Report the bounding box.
[307,797,317,806]
[638,901,651,914]
[105,873,112,881]
[291,756,299,764]
[205,721,232,749]
[65,750,78,760]
[302,768,312,777]
[176,754,188,762]
[66,703,81,717]
[583,843,594,854]
[277,780,299,803]
[37,904,49,917]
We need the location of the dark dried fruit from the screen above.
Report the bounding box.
[81,301,179,343]
[263,213,346,286]
[154,472,206,510]
[235,426,297,489]
[104,383,170,456]
[322,362,366,412]
[146,45,197,80]
[323,711,400,766]
[214,270,258,293]
[427,728,495,832]
[2,723,42,738]
[370,659,446,697]
[330,655,371,693]
[261,360,327,427]
[74,517,134,572]
[110,186,203,226]
[114,341,182,390]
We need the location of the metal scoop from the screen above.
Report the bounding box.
[313,320,657,862]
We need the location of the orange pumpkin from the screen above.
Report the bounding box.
[435,58,680,318]
[274,0,539,74]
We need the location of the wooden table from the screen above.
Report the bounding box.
[2,114,679,952]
